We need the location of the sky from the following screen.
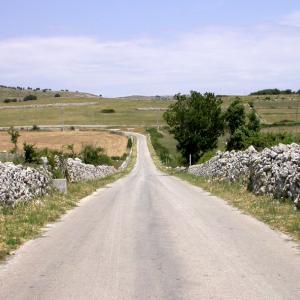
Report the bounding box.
[1,0,300,97]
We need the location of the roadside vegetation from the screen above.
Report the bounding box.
[148,133,300,242]
[0,136,136,259]
[147,90,300,241]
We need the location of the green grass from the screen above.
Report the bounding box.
[0,98,171,127]
[0,137,137,260]
[1,91,300,134]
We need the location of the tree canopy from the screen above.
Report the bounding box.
[163,91,224,164]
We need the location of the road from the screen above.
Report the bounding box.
[0,134,300,299]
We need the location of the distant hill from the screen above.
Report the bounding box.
[250,88,300,96]
[0,85,99,102]
[116,95,174,101]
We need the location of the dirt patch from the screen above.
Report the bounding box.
[0,131,127,156]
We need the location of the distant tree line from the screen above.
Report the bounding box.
[0,84,71,93]
[250,88,300,96]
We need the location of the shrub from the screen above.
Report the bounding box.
[70,126,75,131]
[197,150,216,164]
[248,132,294,151]
[4,98,17,103]
[127,137,133,149]
[31,124,40,131]
[101,109,115,113]
[23,143,40,164]
[7,126,20,153]
[80,145,112,166]
[54,93,61,97]
[23,95,37,101]
[146,128,171,164]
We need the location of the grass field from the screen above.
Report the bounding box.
[1,86,300,132]
[0,98,171,127]
[0,131,127,156]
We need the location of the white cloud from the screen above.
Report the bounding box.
[280,11,300,27]
[1,25,300,96]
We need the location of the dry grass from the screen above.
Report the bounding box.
[0,131,127,156]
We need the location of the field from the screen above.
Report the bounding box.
[1,86,300,133]
[0,131,127,156]
[0,97,170,127]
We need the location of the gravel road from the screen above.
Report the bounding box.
[0,134,300,299]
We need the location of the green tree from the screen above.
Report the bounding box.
[226,126,250,151]
[225,99,246,135]
[226,108,261,151]
[7,126,20,153]
[163,91,224,164]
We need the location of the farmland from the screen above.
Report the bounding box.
[0,131,127,157]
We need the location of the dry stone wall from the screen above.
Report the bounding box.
[188,143,300,208]
[65,158,116,183]
[0,163,51,205]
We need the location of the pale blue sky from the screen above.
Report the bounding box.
[1,1,300,96]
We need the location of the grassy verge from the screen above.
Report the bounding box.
[0,137,137,260]
[147,136,300,242]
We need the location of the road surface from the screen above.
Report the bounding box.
[0,134,300,299]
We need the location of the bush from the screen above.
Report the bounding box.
[101,109,115,113]
[127,137,133,149]
[146,128,171,164]
[54,93,61,97]
[23,95,37,101]
[7,126,20,153]
[70,126,75,131]
[37,148,67,178]
[80,145,112,166]
[23,143,40,164]
[197,150,216,164]
[248,132,294,151]
[31,124,40,131]
[4,98,17,103]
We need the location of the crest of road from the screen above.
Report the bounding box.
[0,134,300,299]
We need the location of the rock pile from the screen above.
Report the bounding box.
[66,158,116,183]
[188,143,300,208]
[0,162,51,205]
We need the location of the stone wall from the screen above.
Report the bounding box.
[188,143,300,208]
[65,158,116,183]
[0,162,52,205]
